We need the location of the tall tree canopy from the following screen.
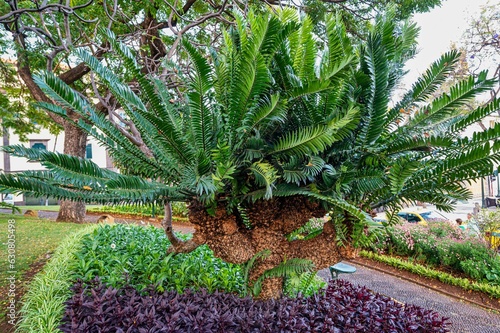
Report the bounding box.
[1,8,499,299]
[461,1,499,100]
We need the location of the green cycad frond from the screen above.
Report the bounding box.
[241,94,286,133]
[252,258,314,297]
[34,63,183,181]
[388,159,421,195]
[249,162,278,199]
[0,172,180,204]
[402,51,459,105]
[74,48,147,113]
[324,14,353,71]
[385,134,453,155]
[102,31,194,167]
[402,144,500,201]
[225,12,289,141]
[281,156,325,185]
[34,100,163,179]
[286,80,332,101]
[270,125,335,158]
[183,40,215,153]
[450,99,500,133]
[289,15,316,81]
[456,123,500,148]
[358,33,389,146]
[32,71,90,116]
[387,51,460,129]
[408,71,495,129]
[271,108,358,158]
[2,145,112,186]
[440,143,500,180]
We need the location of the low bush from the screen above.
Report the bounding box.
[60,279,450,333]
[361,251,500,299]
[71,224,244,294]
[369,222,500,285]
[87,202,189,219]
[16,225,98,333]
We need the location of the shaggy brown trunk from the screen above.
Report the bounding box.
[187,196,357,300]
[56,122,87,223]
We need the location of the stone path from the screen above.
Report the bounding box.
[318,264,500,333]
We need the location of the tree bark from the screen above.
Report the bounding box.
[161,202,199,253]
[56,122,87,223]
[186,196,355,300]
[2,127,10,173]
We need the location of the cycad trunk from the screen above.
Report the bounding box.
[187,196,357,299]
[56,123,87,223]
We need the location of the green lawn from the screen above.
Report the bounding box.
[12,205,102,212]
[0,214,90,288]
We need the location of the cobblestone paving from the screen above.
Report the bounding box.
[318,264,500,333]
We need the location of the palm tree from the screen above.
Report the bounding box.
[1,9,499,299]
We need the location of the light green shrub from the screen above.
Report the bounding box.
[16,225,98,333]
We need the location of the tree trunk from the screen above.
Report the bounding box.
[2,127,10,173]
[187,196,357,300]
[56,122,87,223]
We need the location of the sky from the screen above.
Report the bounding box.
[402,0,494,88]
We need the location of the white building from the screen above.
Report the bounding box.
[1,128,111,205]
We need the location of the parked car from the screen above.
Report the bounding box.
[374,209,448,226]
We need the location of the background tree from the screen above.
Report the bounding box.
[462,1,499,100]
[2,9,499,299]
[0,0,235,221]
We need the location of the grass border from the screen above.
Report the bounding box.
[16,225,98,333]
[360,250,500,299]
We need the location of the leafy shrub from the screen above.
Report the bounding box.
[475,209,500,238]
[17,225,98,333]
[60,279,450,333]
[368,222,500,285]
[361,251,500,299]
[71,224,244,294]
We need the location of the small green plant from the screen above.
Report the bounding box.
[16,225,98,333]
[284,271,327,298]
[71,224,244,294]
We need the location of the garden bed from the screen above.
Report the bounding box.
[353,256,500,312]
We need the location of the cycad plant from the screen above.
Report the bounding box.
[1,9,499,299]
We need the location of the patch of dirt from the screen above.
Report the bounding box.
[351,257,500,313]
[0,254,51,333]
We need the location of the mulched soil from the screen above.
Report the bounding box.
[351,256,500,313]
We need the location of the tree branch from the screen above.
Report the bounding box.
[161,203,200,253]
